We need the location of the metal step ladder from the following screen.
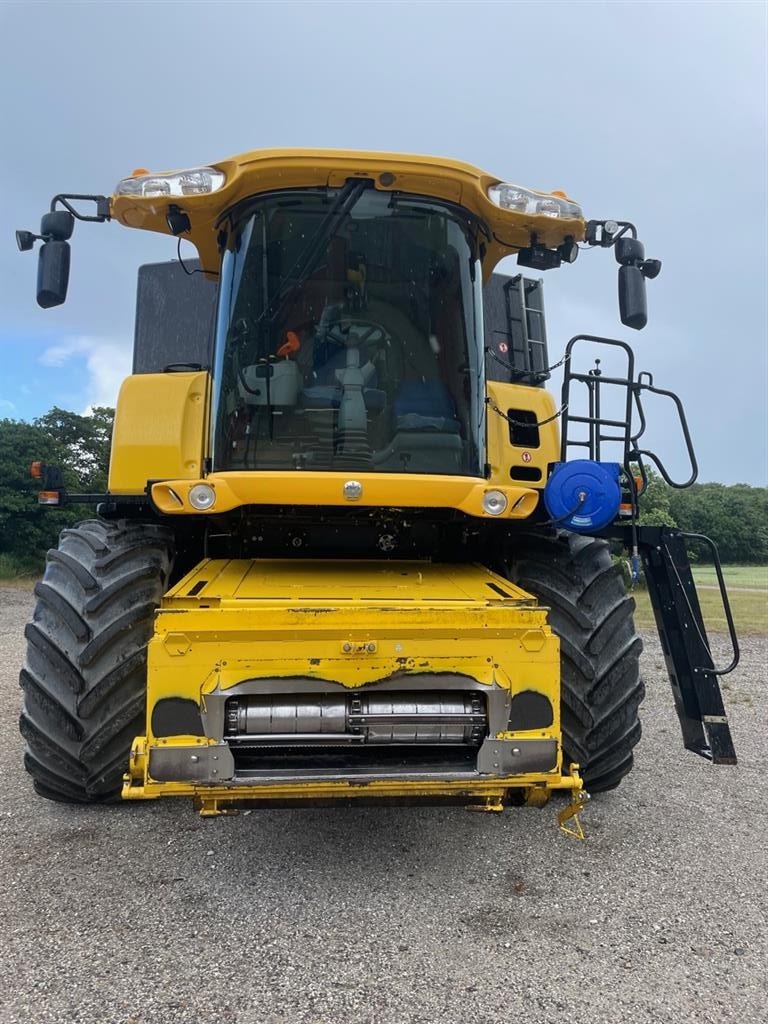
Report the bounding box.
[559,334,740,763]
[637,526,739,763]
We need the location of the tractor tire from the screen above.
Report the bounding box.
[505,532,644,792]
[19,519,174,803]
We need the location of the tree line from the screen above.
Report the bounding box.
[0,407,113,570]
[0,408,766,568]
[636,468,768,562]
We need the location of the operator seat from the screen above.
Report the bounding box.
[373,379,464,473]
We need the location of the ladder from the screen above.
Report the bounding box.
[559,334,740,764]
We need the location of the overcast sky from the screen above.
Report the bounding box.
[1,0,765,484]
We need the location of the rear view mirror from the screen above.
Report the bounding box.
[18,193,110,309]
[37,240,70,308]
[618,264,647,331]
[40,210,75,241]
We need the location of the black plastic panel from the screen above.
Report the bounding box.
[151,697,205,737]
[508,690,554,730]
[133,260,218,374]
[506,408,540,448]
[483,273,549,386]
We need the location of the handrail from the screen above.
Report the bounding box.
[560,335,699,490]
[668,533,740,676]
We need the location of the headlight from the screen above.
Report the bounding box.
[188,484,216,511]
[114,167,226,198]
[487,183,582,220]
[482,490,508,516]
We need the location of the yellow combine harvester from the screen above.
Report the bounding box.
[16,150,739,830]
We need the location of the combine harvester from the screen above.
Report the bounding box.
[16,150,739,834]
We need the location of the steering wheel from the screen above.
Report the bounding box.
[323,317,390,351]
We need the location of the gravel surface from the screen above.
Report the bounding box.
[1,584,765,1024]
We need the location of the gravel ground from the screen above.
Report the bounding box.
[0,584,765,1024]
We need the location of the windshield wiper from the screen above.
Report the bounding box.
[255,178,372,337]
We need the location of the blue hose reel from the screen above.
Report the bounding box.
[543,460,622,534]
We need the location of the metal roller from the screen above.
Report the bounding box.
[224,692,486,746]
[226,696,346,736]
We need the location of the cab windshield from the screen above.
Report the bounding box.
[212,185,485,476]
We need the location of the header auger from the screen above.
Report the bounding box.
[16,150,737,834]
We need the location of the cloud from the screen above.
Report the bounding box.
[38,335,132,411]
[0,399,16,413]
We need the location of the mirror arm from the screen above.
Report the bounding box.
[584,219,637,247]
[50,193,110,222]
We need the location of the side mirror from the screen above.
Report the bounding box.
[37,240,70,308]
[618,264,647,330]
[40,210,74,241]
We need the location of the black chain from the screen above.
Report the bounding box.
[544,350,571,372]
[485,397,568,429]
[485,347,571,378]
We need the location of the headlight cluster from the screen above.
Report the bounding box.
[488,183,582,220]
[114,167,225,198]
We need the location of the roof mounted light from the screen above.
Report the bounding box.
[114,167,226,199]
[488,183,582,220]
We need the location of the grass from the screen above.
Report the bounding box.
[0,553,43,582]
[631,577,768,634]
[690,564,768,590]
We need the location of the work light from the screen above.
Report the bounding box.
[487,183,582,220]
[114,167,226,198]
[482,490,508,516]
[188,484,216,510]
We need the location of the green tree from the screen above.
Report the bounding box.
[34,406,114,490]
[0,419,77,561]
[0,407,115,568]
[636,467,677,528]
[669,483,768,563]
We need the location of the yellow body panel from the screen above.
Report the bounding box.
[123,559,578,808]
[486,382,561,489]
[150,471,539,518]
[108,376,556,518]
[108,371,210,493]
[150,559,557,694]
[110,148,585,276]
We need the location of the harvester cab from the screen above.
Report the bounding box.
[16,151,738,830]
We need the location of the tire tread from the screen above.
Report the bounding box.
[506,531,644,792]
[19,519,173,802]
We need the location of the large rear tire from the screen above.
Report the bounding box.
[19,520,174,803]
[505,532,644,792]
